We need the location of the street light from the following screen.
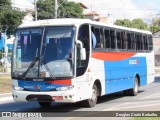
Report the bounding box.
[55,0,66,19]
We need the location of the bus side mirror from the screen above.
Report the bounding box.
[81,48,86,60]
[76,40,86,60]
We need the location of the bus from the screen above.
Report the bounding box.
[12,19,154,107]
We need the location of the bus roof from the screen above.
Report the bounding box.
[19,18,152,34]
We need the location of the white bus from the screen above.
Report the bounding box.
[12,19,154,107]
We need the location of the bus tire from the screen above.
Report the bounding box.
[84,84,98,107]
[38,101,52,107]
[128,77,139,96]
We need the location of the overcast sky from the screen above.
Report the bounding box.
[27,0,160,20]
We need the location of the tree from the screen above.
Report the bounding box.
[149,25,160,33]
[0,0,25,35]
[131,18,147,30]
[115,19,132,28]
[59,2,83,18]
[114,18,148,30]
[148,17,160,33]
[36,0,83,20]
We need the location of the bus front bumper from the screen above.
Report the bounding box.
[12,89,77,103]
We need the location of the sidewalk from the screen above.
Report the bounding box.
[0,72,11,75]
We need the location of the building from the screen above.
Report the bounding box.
[11,0,34,23]
[153,30,160,66]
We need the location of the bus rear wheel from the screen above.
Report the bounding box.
[84,84,98,107]
[38,101,52,107]
[123,77,139,96]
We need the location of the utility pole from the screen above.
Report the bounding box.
[34,0,37,21]
[3,27,8,73]
[55,0,58,19]
[55,0,66,19]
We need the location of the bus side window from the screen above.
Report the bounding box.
[105,29,111,49]
[140,34,144,51]
[110,30,116,49]
[136,33,141,51]
[148,35,153,51]
[131,33,136,51]
[116,30,122,49]
[143,35,148,51]
[122,31,127,50]
[127,32,131,50]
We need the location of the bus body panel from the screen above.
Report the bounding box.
[91,51,154,94]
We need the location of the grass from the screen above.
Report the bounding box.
[0,74,12,94]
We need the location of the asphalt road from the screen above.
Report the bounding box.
[0,76,160,119]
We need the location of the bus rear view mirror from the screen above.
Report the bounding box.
[81,48,86,60]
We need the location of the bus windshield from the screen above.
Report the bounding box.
[12,26,75,79]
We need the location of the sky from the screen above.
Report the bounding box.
[27,0,160,21]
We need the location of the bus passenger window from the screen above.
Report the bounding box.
[110,30,116,49]
[91,27,104,49]
[127,32,131,50]
[105,29,111,49]
[148,35,153,51]
[131,33,136,50]
[122,31,127,49]
[140,34,144,50]
[143,35,148,51]
[136,34,141,51]
[117,31,122,49]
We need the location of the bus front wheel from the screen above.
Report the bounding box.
[84,84,98,107]
[38,101,52,107]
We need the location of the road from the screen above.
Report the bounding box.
[0,76,160,119]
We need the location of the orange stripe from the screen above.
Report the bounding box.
[47,79,71,85]
[92,52,136,61]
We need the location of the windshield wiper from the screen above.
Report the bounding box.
[22,56,39,79]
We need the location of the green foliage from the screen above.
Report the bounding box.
[0,0,25,35]
[148,17,160,33]
[59,2,83,18]
[132,18,147,30]
[36,0,83,20]
[114,18,148,30]
[149,25,160,33]
[115,19,132,27]
[36,0,54,19]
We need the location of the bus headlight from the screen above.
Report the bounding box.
[56,86,74,91]
[12,85,24,91]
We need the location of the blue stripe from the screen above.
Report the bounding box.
[104,57,147,94]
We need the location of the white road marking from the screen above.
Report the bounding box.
[139,93,160,100]
[0,93,11,96]
[102,102,129,111]
[103,103,160,111]
[0,96,13,103]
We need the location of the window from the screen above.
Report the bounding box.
[127,32,131,49]
[117,31,122,49]
[110,30,116,49]
[104,29,111,49]
[77,24,90,76]
[140,34,144,50]
[143,35,148,51]
[148,35,153,51]
[131,33,136,50]
[122,31,127,49]
[91,26,104,49]
[136,33,141,50]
